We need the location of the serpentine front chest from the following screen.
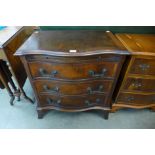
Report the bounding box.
[15,30,128,119]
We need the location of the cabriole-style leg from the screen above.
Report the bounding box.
[37,110,45,119]
[103,110,109,120]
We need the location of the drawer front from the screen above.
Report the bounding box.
[26,55,122,63]
[129,58,155,76]
[34,79,113,95]
[116,93,155,105]
[38,94,108,108]
[28,61,118,80]
[122,77,155,92]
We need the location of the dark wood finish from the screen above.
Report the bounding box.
[0,60,16,105]
[15,30,128,56]
[26,54,122,62]
[113,34,155,111]
[103,110,109,120]
[34,79,112,95]
[15,30,127,119]
[38,93,107,108]
[0,27,34,103]
[28,60,118,80]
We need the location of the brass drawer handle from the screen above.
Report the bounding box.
[88,68,107,77]
[51,70,58,77]
[87,85,104,94]
[131,82,142,88]
[85,100,91,106]
[43,85,59,93]
[47,98,61,105]
[39,68,58,77]
[125,96,134,102]
[85,98,101,106]
[139,64,150,71]
[39,68,46,76]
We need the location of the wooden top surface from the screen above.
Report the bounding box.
[0,26,23,48]
[116,33,155,56]
[15,30,128,57]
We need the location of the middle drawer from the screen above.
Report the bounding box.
[122,77,155,93]
[34,79,113,95]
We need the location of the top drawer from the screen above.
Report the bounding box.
[129,57,155,76]
[26,54,122,63]
[28,61,118,80]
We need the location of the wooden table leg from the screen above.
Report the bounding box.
[1,60,34,103]
[4,70,21,101]
[1,60,21,102]
[0,72,15,105]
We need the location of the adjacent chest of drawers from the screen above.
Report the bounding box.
[113,34,155,111]
[15,30,127,119]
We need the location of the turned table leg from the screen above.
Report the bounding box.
[14,89,21,101]
[0,60,21,103]
[2,60,34,104]
[6,73,21,102]
[0,73,15,105]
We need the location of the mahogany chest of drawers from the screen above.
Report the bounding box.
[15,30,127,119]
[113,34,155,111]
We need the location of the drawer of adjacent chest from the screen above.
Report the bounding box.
[116,93,155,106]
[28,61,118,80]
[33,79,113,95]
[122,77,155,93]
[129,57,155,76]
[38,94,108,108]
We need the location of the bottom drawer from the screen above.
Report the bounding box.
[116,93,155,106]
[38,94,108,109]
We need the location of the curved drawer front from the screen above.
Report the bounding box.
[28,61,118,80]
[26,55,122,63]
[129,58,155,76]
[117,93,155,105]
[34,79,113,95]
[122,77,155,93]
[38,94,107,108]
